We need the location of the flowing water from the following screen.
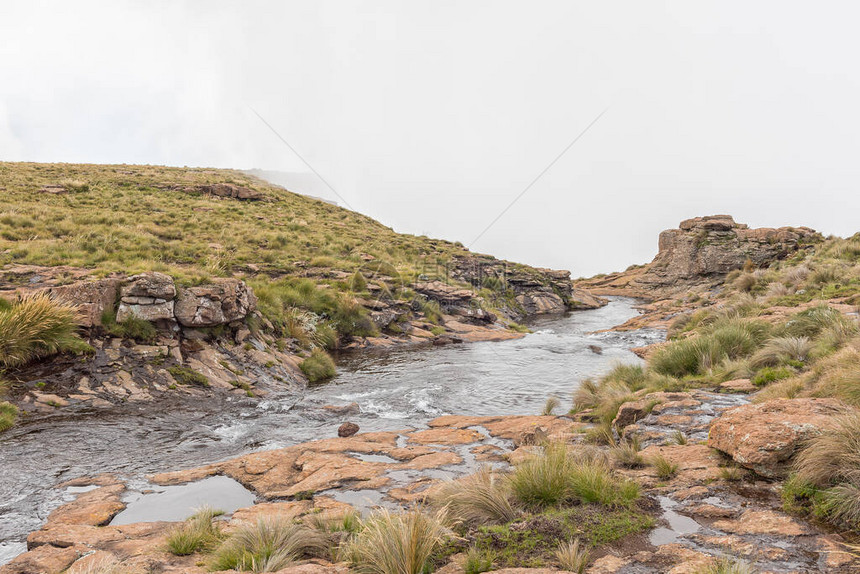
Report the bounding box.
[0,297,662,564]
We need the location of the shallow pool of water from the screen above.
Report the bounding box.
[110,476,256,525]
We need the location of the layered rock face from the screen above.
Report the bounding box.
[648,215,817,282]
[446,255,603,315]
[116,272,257,328]
[578,215,820,298]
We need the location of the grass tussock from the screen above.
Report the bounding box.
[694,557,757,574]
[0,294,84,368]
[166,507,223,555]
[0,401,18,432]
[611,438,644,469]
[650,453,679,480]
[432,466,519,525]
[463,547,495,574]
[554,538,590,573]
[346,508,449,574]
[542,396,560,416]
[510,442,639,508]
[210,516,328,573]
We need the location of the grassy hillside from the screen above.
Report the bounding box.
[0,162,565,375]
[0,162,472,283]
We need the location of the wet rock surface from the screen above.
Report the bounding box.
[7,391,860,573]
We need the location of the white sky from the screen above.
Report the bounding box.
[2,1,859,276]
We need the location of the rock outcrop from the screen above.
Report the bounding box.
[708,398,847,478]
[578,215,820,299]
[159,182,265,200]
[116,272,176,323]
[46,278,122,328]
[115,272,256,328]
[174,279,257,327]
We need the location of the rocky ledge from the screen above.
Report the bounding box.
[578,215,820,301]
[1,259,600,415]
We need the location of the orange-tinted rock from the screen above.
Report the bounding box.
[408,428,483,445]
[0,543,83,574]
[713,509,808,536]
[47,484,126,526]
[708,398,847,477]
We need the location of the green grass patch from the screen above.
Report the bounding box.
[0,401,19,432]
[300,349,337,382]
[473,505,653,568]
[101,310,158,342]
[168,365,209,387]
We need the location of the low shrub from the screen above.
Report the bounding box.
[300,349,337,382]
[751,366,794,388]
[346,508,449,574]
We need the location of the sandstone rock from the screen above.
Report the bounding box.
[46,484,126,526]
[412,281,473,305]
[408,428,484,445]
[338,422,360,437]
[515,292,565,315]
[712,509,808,536]
[116,272,177,323]
[613,392,696,429]
[578,216,820,299]
[44,277,121,327]
[586,555,630,574]
[174,278,257,327]
[708,398,847,477]
[719,378,757,393]
[203,182,264,200]
[121,272,176,300]
[0,543,82,574]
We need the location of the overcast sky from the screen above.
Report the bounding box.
[2,1,859,276]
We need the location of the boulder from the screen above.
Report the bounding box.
[708,398,847,478]
[338,422,360,437]
[174,279,257,327]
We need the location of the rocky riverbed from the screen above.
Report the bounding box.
[4,296,859,573]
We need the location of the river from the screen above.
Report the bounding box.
[0,297,662,564]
